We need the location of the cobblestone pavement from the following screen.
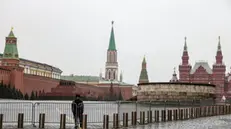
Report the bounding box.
[3,115,231,129]
[128,115,231,129]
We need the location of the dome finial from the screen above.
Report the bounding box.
[111,21,114,26]
[11,27,14,31]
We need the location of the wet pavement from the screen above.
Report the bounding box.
[3,114,231,129]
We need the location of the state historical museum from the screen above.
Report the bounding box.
[178,37,231,100]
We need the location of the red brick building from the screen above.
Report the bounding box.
[178,36,230,100]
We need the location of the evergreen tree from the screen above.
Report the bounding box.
[18,90,23,99]
[5,84,11,98]
[118,91,124,100]
[30,91,35,100]
[24,93,29,100]
[35,91,38,100]
[11,87,17,99]
[1,85,7,98]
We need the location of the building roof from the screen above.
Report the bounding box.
[3,29,19,60]
[61,74,134,86]
[108,21,116,51]
[99,80,134,86]
[61,75,100,82]
[0,53,62,73]
[190,61,212,74]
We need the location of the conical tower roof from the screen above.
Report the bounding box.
[108,21,116,51]
[8,27,15,37]
[3,27,19,60]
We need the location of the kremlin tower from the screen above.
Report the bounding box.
[1,28,24,93]
[138,56,149,83]
[178,37,192,82]
[105,21,118,81]
[212,36,226,98]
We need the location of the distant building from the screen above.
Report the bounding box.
[169,68,179,82]
[178,36,231,100]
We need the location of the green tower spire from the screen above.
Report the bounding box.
[139,56,149,83]
[108,21,116,51]
[8,27,15,37]
[3,27,19,59]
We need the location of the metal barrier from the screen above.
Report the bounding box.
[0,114,3,129]
[0,99,228,128]
[0,102,33,124]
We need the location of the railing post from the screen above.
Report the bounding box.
[117,101,121,125]
[149,101,152,112]
[179,109,183,120]
[18,113,24,128]
[131,111,137,125]
[140,111,145,125]
[123,113,128,127]
[168,110,172,121]
[161,110,166,122]
[82,114,87,129]
[0,114,3,129]
[103,115,109,129]
[60,114,66,129]
[173,109,177,120]
[155,110,159,122]
[113,113,119,128]
[147,110,152,123]
[185,108,188,119]
[39,113,45,128]
[32,103,36,127]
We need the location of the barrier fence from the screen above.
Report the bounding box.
[0,99,229,128]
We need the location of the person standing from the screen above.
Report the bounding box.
[72,94,84,129]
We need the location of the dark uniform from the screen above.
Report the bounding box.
[72,94,84,128]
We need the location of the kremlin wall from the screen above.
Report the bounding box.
[0,23,134,100]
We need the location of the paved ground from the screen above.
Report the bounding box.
[3,114,231,129]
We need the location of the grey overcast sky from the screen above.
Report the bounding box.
[1,0,231,84]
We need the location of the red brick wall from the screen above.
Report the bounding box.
[23,74,59,95]
[11,68,24,93]
[0,68,10,85]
